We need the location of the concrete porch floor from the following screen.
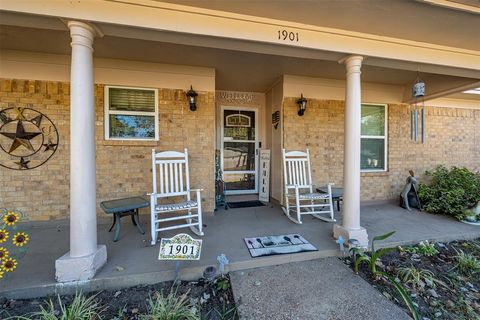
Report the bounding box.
[1,200,479,299]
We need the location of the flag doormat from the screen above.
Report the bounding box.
[244,234,317,258]
[227,200,265,209]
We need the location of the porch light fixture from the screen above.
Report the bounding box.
[297,94,307,116]
[186,85,198,111]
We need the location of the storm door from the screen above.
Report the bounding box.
[221,107,259,194]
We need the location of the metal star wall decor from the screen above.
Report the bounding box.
[0,107,59,170]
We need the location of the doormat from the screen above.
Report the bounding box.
[244,234,317,258]
[227,200,265,209]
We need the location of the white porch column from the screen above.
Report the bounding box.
[333,55,369,248]
[55,21,107,282]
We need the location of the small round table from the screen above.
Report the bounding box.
[100,196,149,242]
[316,186,344,212]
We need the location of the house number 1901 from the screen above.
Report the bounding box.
[278,30,299,42]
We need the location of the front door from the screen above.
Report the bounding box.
[221,107,258,194]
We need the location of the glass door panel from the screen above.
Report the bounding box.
[222,109,258,194]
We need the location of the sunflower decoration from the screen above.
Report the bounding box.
[0,229,8,243]
[0,209,30,280]
[2,257,17,272]
[3,211,20,227]
[12,232,29,247]
[0,247,9,261]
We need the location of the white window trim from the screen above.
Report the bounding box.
[104,85,159,141]
[360,103,388,173]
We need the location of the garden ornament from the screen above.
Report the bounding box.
[335,236,345,255]
[462,201,480,224]
[217,253,229,274]
[400,170,422,211]
[203,266,217,281]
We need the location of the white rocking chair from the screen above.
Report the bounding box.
[282,149,336,224]
[149,149,204,245]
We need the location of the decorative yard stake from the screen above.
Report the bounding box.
[0,209,30,281]
[217,253,229,274]
[158,233,202,283]
[336,236,345,255]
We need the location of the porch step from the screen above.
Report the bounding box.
[0,247,339,300]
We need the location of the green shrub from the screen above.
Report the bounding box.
[418,166,480,219]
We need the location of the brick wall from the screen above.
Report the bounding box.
[0,79,215,221]
[282,97,480,201]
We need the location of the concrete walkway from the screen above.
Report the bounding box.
[230,257,411,320]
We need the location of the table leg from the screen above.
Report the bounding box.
[131,211,137,226]
[337,199,341,212]
[133,210,145,235]
[113,212,121,242]
[108,214,116,232]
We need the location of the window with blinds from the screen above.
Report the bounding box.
[104,86,158,140]
[360,104,387,171]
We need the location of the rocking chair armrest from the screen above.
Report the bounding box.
[188,188,204,193]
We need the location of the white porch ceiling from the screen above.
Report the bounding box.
[0,22,479,98]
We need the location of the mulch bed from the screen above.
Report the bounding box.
[346,239,480,320]
[0,275,238,319]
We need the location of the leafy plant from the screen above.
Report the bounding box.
[350,231,420,320]
[19,292,105,320]
[351,231,396,275]
[400,240,438,257]
[141,288,199,320]
[418,166,480,219]
[207,302,237,320]
[453,249,480,275]
[216,276,230,291]
[378,271,420,320]
[397,265,447,290]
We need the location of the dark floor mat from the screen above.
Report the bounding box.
[227,200,266,209]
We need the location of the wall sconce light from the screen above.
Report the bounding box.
[297,93,307,116]
[186,85,198,111]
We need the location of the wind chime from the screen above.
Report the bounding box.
[411,74,426,144]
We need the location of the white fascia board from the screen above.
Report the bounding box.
[1,0,480,71]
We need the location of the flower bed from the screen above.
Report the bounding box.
[348,239,480,319]
[0,275,238,320]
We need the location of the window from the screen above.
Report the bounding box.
[104,86,158,140]
[361,104,387,171]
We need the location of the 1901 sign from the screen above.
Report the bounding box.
[158,233,202,261]
[278,29,299,42]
